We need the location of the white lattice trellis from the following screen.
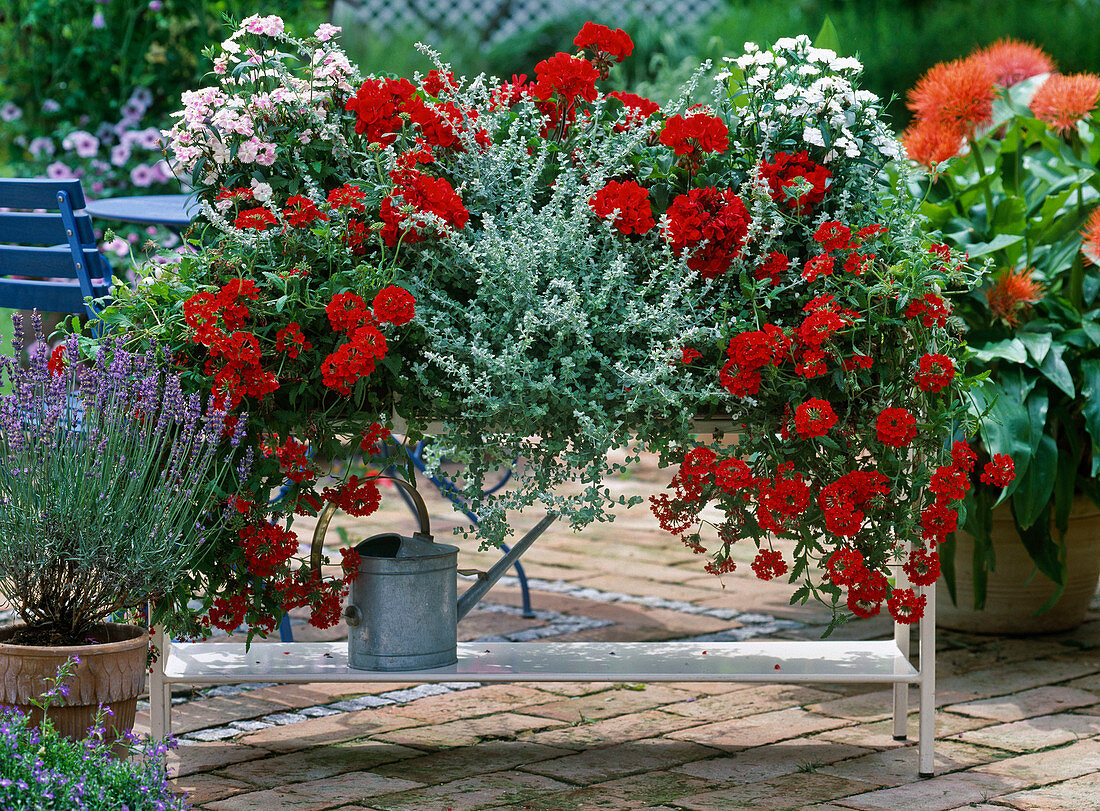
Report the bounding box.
[333,0,722,44]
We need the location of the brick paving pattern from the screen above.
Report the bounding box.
[136,458,1099,810]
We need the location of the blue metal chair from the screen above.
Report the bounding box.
[0,178,112,319]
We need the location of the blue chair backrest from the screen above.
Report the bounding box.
[0,178,112,319]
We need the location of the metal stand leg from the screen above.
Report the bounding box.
[893,552,911,742]
[149,624,172,740]
[918,582,936,776]
[277,613,294,643]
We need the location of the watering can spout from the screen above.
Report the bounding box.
[456,512,558,621]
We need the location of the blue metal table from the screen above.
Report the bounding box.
[85,193,199,229]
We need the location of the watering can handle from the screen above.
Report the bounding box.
[309,476,432,576]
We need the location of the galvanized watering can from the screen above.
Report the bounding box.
[310,477,556,671]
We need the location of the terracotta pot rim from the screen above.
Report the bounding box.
[0,622,147,657]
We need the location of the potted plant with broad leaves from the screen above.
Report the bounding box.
[0,315,240,742]
[903,40,1100,632]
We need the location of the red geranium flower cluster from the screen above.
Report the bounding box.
[758,151,832,215]
[608,91,660,130]
[664,187,751,278]
[573,21,633,63]
[380,169,470,247]
[345,76,417,145]
[239,521,299,578]
[659,109,729,172]
[532,52,600,105]
[719,324,789,396]
[589,179,655,235]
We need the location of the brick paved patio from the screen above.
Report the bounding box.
[145,457,1100,810]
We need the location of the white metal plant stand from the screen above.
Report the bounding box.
[149,577,936,775]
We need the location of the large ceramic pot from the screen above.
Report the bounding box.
[938,498,1100,634]
[0,623,148,744]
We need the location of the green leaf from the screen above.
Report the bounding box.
[1082,317,1100,347]
[967,233,1024,260]
[1038,344,1075,397]
[1011,433,1057,529]
[970,379,1034,485]
[970,338,1028,364]
[813,17,842,54]
[1054,442,1078,533]
[1011,501,1066,590]
[1016,332,1052,365]
[1081,360,1100,476]
[959,486,996,609]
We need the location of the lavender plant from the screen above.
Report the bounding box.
[0,314,243,646]
[0,658,188,810]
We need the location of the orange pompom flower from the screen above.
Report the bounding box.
[1081,207,1100,266]
[974,39,1054,87]
[1030,73,1100,135]
[985,268,1044,327]
[907,57,996,140]
[902,119,964,168]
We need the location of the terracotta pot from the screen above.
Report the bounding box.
[937,498,1100,634]
[0,622,148,744]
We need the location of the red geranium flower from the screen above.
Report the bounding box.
[589,179,655,235]
[608,91,660,130]
[344,76,417,145]
[573,22,633,63]
[664,187,751,278]
[758,151,831,215]
[659,110,729,158]
[532,52,600,104]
